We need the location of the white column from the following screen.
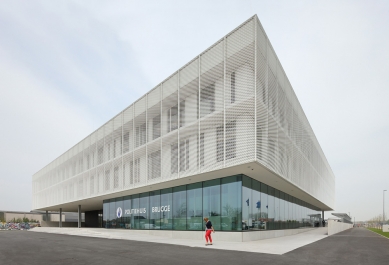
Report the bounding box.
[59,208,62,228]
[198,55,201,172]
[78,205,81,228]
[177,70,180,178]
[223,37,226,166]
[254,17,257,161]
[146,93,148,184]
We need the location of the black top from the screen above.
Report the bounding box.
[205,221,213,229]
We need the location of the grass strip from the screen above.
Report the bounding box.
[367,228,389,239]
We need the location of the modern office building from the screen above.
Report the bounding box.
[32,15,335,239]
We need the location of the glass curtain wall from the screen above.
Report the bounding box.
[131,194,139,229]
[109,199,115,228]
[187,183,202,230]
[221,176,242,231]
[149,190,161,229]
[115,198,124,228]
[103,202,109,228]
[240,175,321,231]
[139,193,149,229]
[203,179,221,230]
[103,174,320,231]
[173,186,186,230]
[161,188,173,229]
[123,196,131,228]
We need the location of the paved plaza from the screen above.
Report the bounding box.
[29,227,328,255]
[0,228,388,264]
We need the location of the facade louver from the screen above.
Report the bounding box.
[32,16,335,230]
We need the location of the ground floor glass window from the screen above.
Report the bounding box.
[102,174,321,231]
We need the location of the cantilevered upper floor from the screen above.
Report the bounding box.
[32,15,335,213]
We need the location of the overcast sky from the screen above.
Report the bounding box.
[0,0,388,221]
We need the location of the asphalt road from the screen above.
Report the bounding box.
[0,228,388,265]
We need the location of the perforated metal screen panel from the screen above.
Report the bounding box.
[32,16,335,211]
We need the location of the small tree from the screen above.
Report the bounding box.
[16,218,23,223]
[368,214,384,228]
[22,217,30,223]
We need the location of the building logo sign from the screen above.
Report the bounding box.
[152,205,170,213]
[124,208,146,215]
[116,207,123,218]
[123,205,171,215]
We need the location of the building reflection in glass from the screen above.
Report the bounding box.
[103,174,321,231]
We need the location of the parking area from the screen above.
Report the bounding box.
[0,222,39,230]
[0,228,388,265]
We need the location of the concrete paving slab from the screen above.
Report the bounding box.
[2,228,389,265]
[30,227,328,255]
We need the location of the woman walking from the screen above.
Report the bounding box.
[204,217,214,245]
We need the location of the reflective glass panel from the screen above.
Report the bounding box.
[187,182,202,230]
[242,176,251,230]
[279,192,285,229]
[268,187,275,230]
[291,196,297,228]
[285,193,289,223]
[123,196,131,229]
[260,184,268,229]
[101,174,319,232]
[203,179,221,230]
[115,197,124,229]
[221,175,242,231]
[103,200,109,228]
[149,190,161,229]
[274,189,280,230]
[139,192,149,229]
[173,185,186,230]
[160,188,173,229]
[109,199,116,228]
[251,179,262,230]
[131,194,140,229]
[297,198,301,228]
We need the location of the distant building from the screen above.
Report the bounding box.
[32,15,335,239]
[331,213,353,224]
[0,210,43,223]
[0,210,85,227]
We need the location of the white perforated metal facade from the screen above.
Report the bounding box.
[32,16,335,212]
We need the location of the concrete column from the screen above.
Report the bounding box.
[59,208,62,228]
[78,205,81,228]
[45,210,49,222]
